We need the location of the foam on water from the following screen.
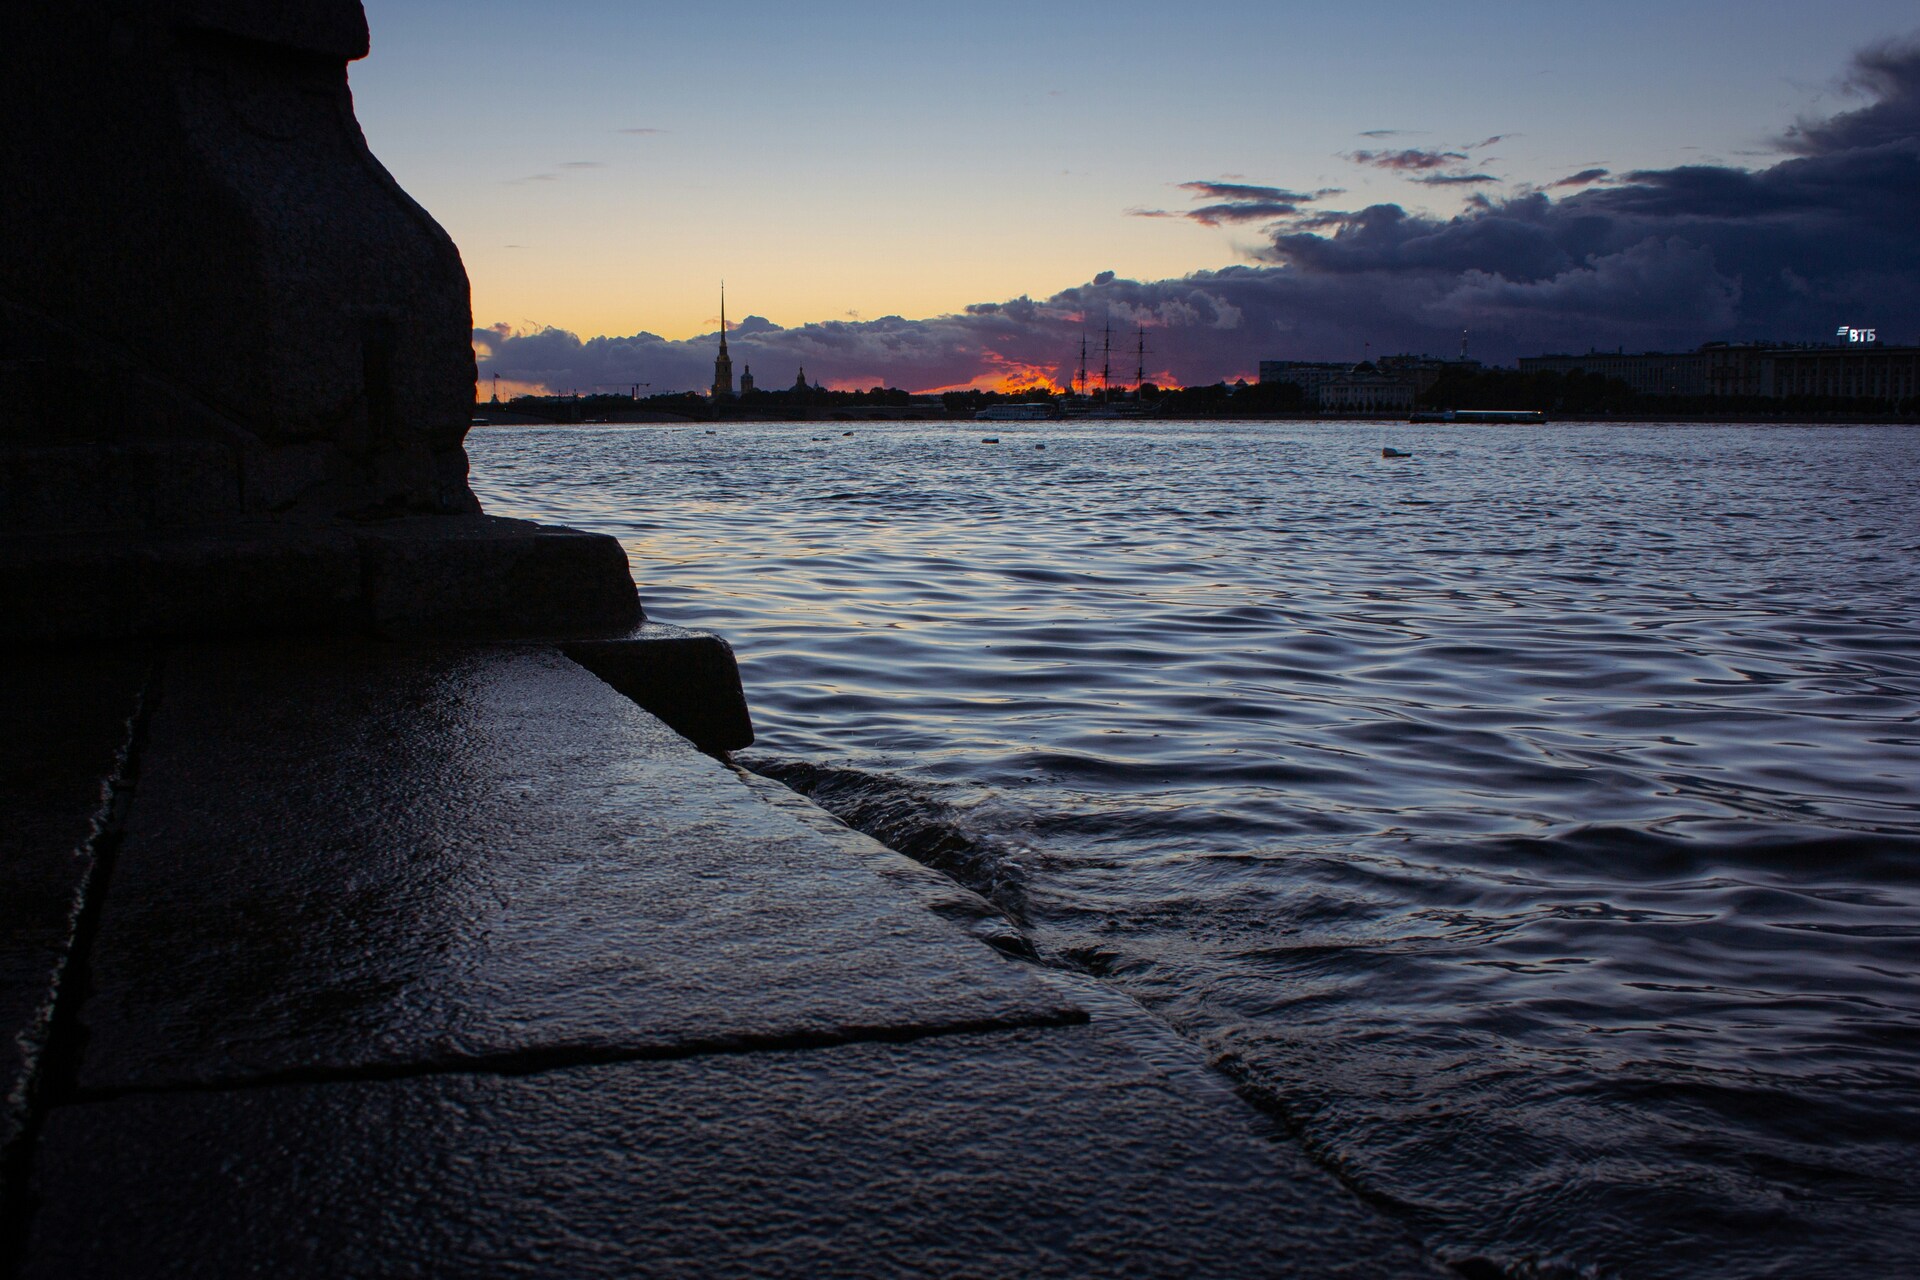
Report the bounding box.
[474,419,1920,1279]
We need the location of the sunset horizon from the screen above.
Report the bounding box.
[348,1,1920,396]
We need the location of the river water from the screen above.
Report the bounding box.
[471,419,1920,1279]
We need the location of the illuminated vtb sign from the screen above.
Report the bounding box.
[1837,325,1878,343]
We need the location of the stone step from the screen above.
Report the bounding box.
[0,515,642,643]
[566,621,755,754]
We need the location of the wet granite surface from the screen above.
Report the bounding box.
[6,641,1439,1276]
[76,643,1076,1093]
[29,1016,1437,1278]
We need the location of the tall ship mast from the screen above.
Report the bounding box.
[1059,318,1151,418]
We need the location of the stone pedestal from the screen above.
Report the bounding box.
[0,518,644,644]
[0,2,638,641]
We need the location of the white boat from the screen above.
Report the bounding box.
[975,403,1056,421]
[1408,409,1546,424]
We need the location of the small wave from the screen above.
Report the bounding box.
[739,753,1033,915]
[1429,824,1920,882]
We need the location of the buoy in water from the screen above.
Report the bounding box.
[1382,447,1412,458]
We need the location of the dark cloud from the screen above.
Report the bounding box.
[1133,179,1329,226]
[1782,35,1920,153]
[1246,37,1920,354]
[1177,181,1314,202]
[1268,199,1575,279]
[479,37,1920,392]
[1185,200,1304,224]
[1346,148,1470,172]
[1358,129,1411,139]
[1345,138,1509,185]
[1547,168,1611,189]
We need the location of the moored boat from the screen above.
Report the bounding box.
[975,403,1058,420]
[1409,409,1547,424]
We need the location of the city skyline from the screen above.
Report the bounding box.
[350,1,1920,393]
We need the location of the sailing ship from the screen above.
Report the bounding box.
[1059,321,1159,418]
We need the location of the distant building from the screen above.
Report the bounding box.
[1770,345,1920,400]
[1518,349,1711,396]
[1520,342,1919,400]
[1376,353,1479,395]
[1257,360,1351,398]
[740,365,755,395]
[1315,375,1413,414]
[1262,354,1475,409]
[1260,358,1424,413]
[1701,343,1777,397]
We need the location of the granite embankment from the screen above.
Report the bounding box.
[2,639,1443,1277]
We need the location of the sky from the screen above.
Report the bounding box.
[349,1,1920,393]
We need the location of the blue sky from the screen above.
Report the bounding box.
[349,1,1920,390]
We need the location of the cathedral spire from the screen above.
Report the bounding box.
[711,281,735,399]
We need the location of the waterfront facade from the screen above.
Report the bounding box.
[1315,375,1414,414]
[1518,349,1712,397]
[1376,354,1476,395]
[1257,360,1351,399]
[1521,342,1920,401]
[1770,346,1920,401]
[1260,355,1473,412]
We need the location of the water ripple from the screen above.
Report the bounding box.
[474,419,1920,1279]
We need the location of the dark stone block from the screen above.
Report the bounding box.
[0,527,361,642]
[566,622,754,753]
[356,516,642,639]
[0,444,242,534]
[0,517,645,642]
